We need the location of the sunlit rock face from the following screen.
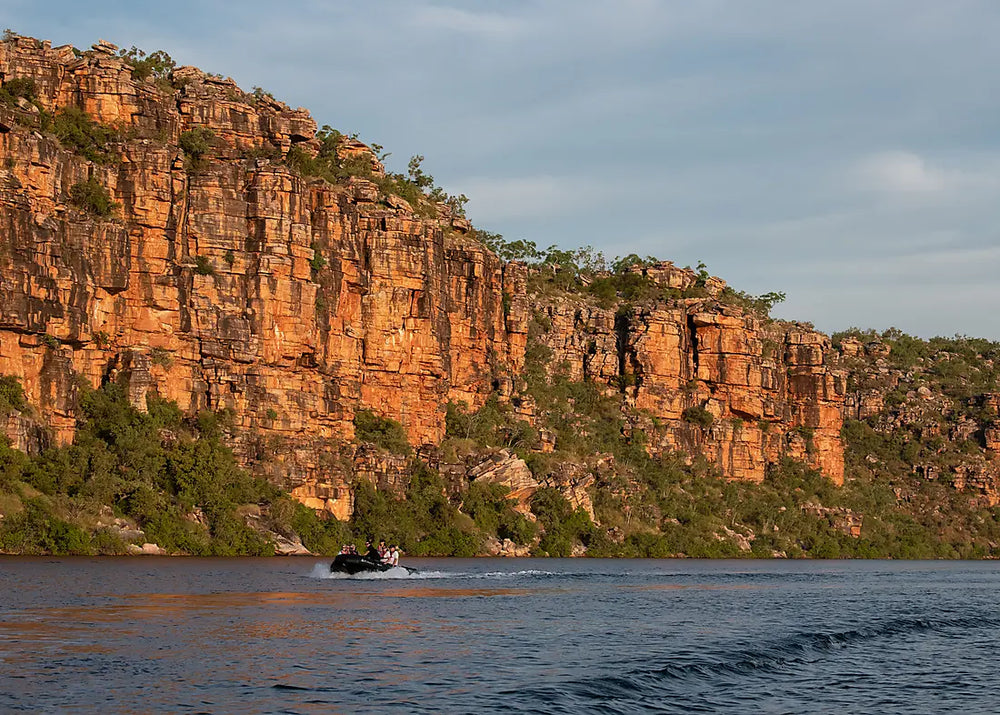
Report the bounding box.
[533,293,845,485]
[0,35,844,520]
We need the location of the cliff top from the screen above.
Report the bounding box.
[0,31,800,327]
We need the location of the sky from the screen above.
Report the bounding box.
[5,0,1000,339]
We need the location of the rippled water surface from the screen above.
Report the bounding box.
[3,558,1000,713]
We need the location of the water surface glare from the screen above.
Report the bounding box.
[2,558,999,713]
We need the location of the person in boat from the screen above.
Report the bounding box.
[389,545,400,567]
[364,539,381,564]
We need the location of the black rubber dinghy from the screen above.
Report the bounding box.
[330,554,392,575]
[330,554,417,575]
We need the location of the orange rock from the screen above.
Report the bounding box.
[0,35,847,522]
[532,303,845,483]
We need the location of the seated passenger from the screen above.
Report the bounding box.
[390,545,400,566]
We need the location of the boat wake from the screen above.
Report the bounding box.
[504,613,1000,706]
[309,563,451,580]
[308,563,560,581]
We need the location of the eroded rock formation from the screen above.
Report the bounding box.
[0,35,845,520]
[532,275,845,484]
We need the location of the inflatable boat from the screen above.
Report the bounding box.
[330,553,418,575]
[330,553,392,575]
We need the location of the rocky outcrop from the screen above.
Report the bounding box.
[465,450,539,515]
[532,285,846,483]
[834,333,1000,505]
[0,36,522,518]
[0,34,847,522]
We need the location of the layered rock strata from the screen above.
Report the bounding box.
[0,36,523,516]
[532,289,845,483]
[0,35,846,520]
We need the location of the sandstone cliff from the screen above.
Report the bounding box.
[833,332,1000,508]
[0,34,845,524]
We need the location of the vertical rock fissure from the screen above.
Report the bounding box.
[614,307,631,389]
[175,168,194,335]
[687,313,700,379]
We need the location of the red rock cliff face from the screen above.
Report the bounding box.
[0,36,844,518]
[0,37,523,517]
[532,264,845,483]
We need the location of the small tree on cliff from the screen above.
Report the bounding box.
[118,46,175,89]
[353,410,411,455]
[69,178,118,219]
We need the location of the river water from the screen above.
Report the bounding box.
[2,557,999,713]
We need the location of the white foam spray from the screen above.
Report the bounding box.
[308,563,558,581]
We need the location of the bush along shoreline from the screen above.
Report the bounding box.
[3,36,1000,558]
[4,347,1000,559]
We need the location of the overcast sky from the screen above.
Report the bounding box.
[6,1,1000,339]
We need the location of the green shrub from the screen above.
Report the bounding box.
[530,487,594,556]
[0,435,27,490]
[193,255,214,275]
[719,287,786,316]
[53,107,121,163]
[462,481,535,545]
[682,405,714,429]
[309,249,327,273]
[0,499,92,555]
[475,232,542,262]
[69,177,118,218]
[251,86,274,103]
[281,499,350,555]
[90,528,129,555]
[0,375,27,414]
[0,76,36,106]
[445,398,538,451]
[353,410,411,455]
[118,46,176,89]
[179,128,214,170]
[150,348,172,368]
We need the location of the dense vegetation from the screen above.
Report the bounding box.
[8,323,997,558]
[285,126,468,219]
[4,33,1000,559]
[0,380,541,557]
[52,107,122,164]
[0,76,36,107]
[0,381,285,554]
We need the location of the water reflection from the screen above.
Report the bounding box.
[3,558,1000,714]
[631,583,765,591]
[382,586,538,598]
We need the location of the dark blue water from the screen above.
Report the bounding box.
[2,558,999,713]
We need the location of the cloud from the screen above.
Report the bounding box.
[854,151,951,194]
[458,174,608,223]
[410,5,526,36]
[9,0,1000,338]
